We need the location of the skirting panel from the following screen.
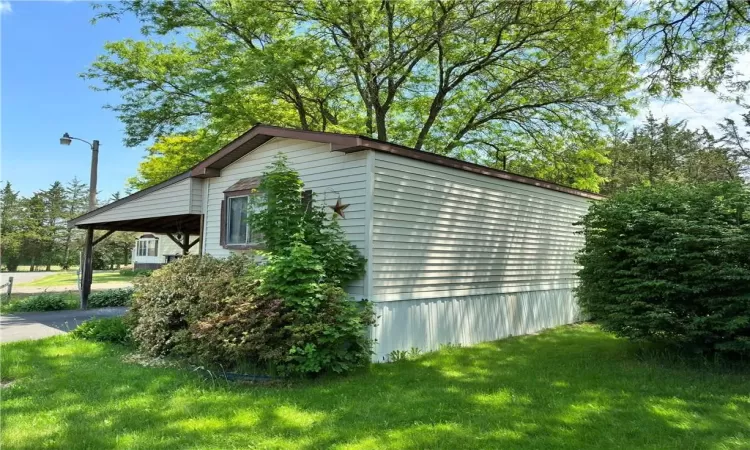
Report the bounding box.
[370,288,580,362]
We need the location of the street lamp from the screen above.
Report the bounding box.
[60,132,100,310]
[59,132,99,211]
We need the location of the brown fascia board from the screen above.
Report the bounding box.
[190,123,604,200]
[340,138,606,200]
[190,124,361,177]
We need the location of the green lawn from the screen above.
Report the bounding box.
[2,324,748,450]
[19,271,136,287]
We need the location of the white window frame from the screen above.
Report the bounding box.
[136,238,158,257]
[225,194,264,246]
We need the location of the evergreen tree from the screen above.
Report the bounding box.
[61,177,89,269]
[0,182,22,271]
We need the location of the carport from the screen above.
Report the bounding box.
[68,172,205,308]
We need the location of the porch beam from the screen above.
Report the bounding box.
[92,229,116,247]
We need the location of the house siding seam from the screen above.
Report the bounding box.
[367,152,591,360]
[203,137,369,297]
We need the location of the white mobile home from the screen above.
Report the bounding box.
[131,233,198,270]
[71,125,600,360]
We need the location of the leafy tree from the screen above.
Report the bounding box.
[88,0,639,192]
[631,0,750,96]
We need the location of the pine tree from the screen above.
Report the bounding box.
[61,177,89,270]
[0,182,22,271]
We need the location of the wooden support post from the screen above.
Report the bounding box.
[198,214,204,256]
[182,233,190,255]
[81,227,94,310]
[6,276,13,301]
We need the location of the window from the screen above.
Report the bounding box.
[221,176,265,249]
[227,195,250,245]
[136,239,158,257]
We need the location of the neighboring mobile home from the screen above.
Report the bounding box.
[131,233,198,269]
[70,125,601,360]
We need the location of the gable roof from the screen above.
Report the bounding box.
[191,124,604,200]
[71,123,603,228]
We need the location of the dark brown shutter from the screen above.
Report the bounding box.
[219,199,227,247]
[302,190,313,212]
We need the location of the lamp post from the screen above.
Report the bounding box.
[60,133,99,309]
[60,133,99,211]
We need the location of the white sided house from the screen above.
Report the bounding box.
[131,233,199,269]
[70,125,602,360]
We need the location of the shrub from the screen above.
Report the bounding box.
[71,317,130,344]
[128,254,251,356]
[577,182,750,355]
[88,288,134,308]
[6,292,76,312]
[119,268,153,277]
[128,156,374,377]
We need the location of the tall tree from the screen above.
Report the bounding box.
[0,182,23,271]
[600,114,739,194]
[20,193,52,271]
[719,109,750,176]
[88,0,639,192]
[61,177,89,270]
[41,182,68,270]
[631,0,750,97]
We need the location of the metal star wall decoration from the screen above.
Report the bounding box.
[330,197,349,218]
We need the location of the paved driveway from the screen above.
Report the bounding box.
[0,307,128,343]
[1,271,53,285]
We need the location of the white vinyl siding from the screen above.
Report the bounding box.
[78,178,195,225]
[189,178,203,214]
[203,138,368,297]
[369,152,591,302]
[131,234,190,265]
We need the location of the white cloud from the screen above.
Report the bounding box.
[0,2,11,14]
[634,52,750,135]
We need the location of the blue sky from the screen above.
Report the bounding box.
[1,1,747,199]
[1,0,145,198]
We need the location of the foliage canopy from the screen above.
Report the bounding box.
[577,182,750,355]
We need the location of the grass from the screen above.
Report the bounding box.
[2,324,748,449]
[0,293,79,314]
[18,271,136,287]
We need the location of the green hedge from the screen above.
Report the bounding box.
[88,288,134,308]
[577,182,750,355]
[119,269,153,277]
[4,293,77,313]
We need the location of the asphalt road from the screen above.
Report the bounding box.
[0,307,128,343]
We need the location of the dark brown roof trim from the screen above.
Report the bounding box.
[339,140,605,200]
[191,124,362,176]
[192,124,603,200]
[68,171,192,227]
